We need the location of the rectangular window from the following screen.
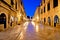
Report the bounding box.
[38,7,40,14]
[44,7,45,13]
[41,1,42,6]
[47,2,50,11]
[21,1,22,5]
[53,0,58,8]
[41,9,43,14]
[16,2,17,9]
[44,0,45,3]
[11,0,14,5]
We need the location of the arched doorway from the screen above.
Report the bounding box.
[44,18,46,24]
[0,13,6,28]
[48,17,51,25]
[54,15,59,27]
[10,16,14,26]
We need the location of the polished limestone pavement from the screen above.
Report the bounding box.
[0,21,60,40]
[18,22,60,40]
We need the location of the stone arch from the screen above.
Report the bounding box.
[0,13,6,28]
[44,18,46,24]
[54,15,59,27]
[48,17,51,25]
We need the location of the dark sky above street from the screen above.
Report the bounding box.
[22,0,41,17]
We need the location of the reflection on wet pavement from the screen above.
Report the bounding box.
[19,21,60,40]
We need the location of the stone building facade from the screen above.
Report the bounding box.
[40,0,60,27]
[33,7,40,23]
[0,0,25,31]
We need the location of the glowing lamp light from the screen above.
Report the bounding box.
[37,15,39,19]
[20,14,22,16]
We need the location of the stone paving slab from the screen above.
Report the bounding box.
[0,22,60,40]
[19,22,60,40]
[0,25,24,40]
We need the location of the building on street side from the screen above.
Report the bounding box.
[33,6,40,23]
[39,0,60,27]
[17,1,26,25]
[0,0,26,31]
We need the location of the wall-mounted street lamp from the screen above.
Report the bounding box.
[37,15,39,20]
[20,12,22,17]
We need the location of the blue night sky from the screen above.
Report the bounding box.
[22,0,42,17]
